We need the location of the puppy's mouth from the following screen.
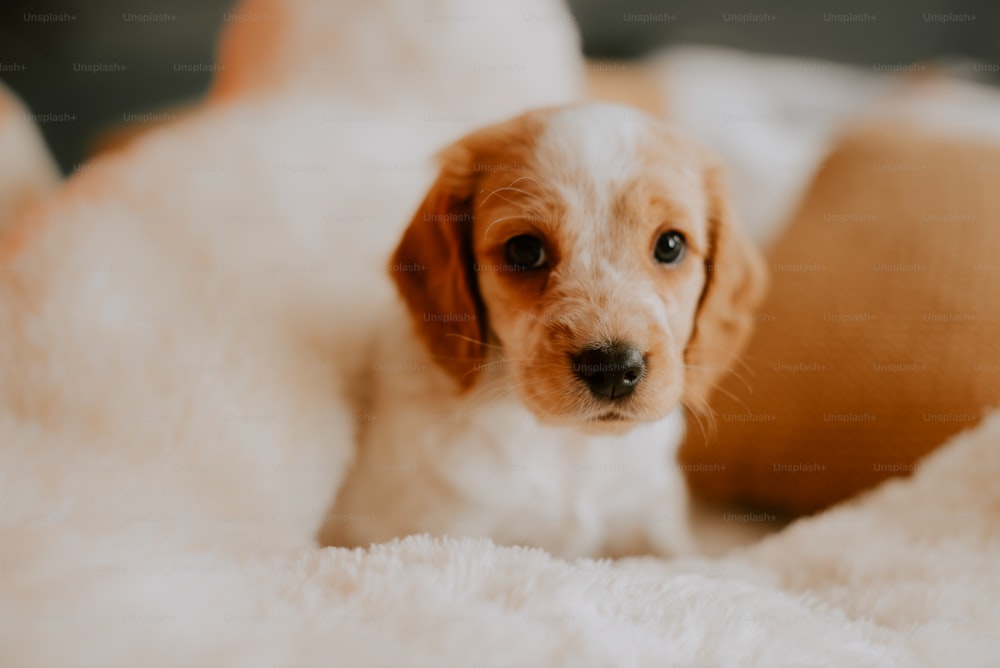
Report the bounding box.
[532,405,642,431]
[571,408,645,435]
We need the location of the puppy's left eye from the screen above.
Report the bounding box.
[654,231,686,264]
[505,235,547,270]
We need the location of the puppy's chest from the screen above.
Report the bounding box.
[356,330,689,556]
[398,392,684,555]
[439,409,681,510]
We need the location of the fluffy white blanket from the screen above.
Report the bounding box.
[2,1,999,665]
[6,413,999,666]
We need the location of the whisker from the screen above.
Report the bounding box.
[474,374,553,402]
[507,175,559,201]
[681,399,709,443]
[483,214,528,240]
[681,395,718,441]
[708,384,752,414]
[443,333,505,351]
[683,361,756,415]
[683,363,753,394]
[479,185,538,207]
[689,404,715,443]
[505,175,542,189]
[687,344,769,376]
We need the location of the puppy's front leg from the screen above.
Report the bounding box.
[601,486,697,559]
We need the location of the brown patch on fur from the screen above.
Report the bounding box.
[683,165,768,409]
[389,114,544,390]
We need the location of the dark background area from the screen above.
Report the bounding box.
[2,0,998,174]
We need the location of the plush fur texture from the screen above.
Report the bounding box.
[7,409,1000,666]
[325,105,765,558]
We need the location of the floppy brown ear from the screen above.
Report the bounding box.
[390,145,486,390]
[684,165,769,408]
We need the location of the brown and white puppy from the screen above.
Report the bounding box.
[328,103,766,558]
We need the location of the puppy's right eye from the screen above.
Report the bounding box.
[654,230,686,265]
[505,235,547,270]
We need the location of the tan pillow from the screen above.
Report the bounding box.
[680,126,1000,515]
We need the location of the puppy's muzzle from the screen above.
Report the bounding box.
[571,343,647,401]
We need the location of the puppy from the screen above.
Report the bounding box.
[326,103,766,559]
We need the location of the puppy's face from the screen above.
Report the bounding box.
[392,104,765,432]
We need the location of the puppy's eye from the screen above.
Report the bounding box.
[654,231,686,264]
[505,235,547,270]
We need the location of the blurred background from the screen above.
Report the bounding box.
[1,0,998,174]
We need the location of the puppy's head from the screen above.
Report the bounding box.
[391,104,766,431]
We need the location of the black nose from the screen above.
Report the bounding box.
[571,344,646,400]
